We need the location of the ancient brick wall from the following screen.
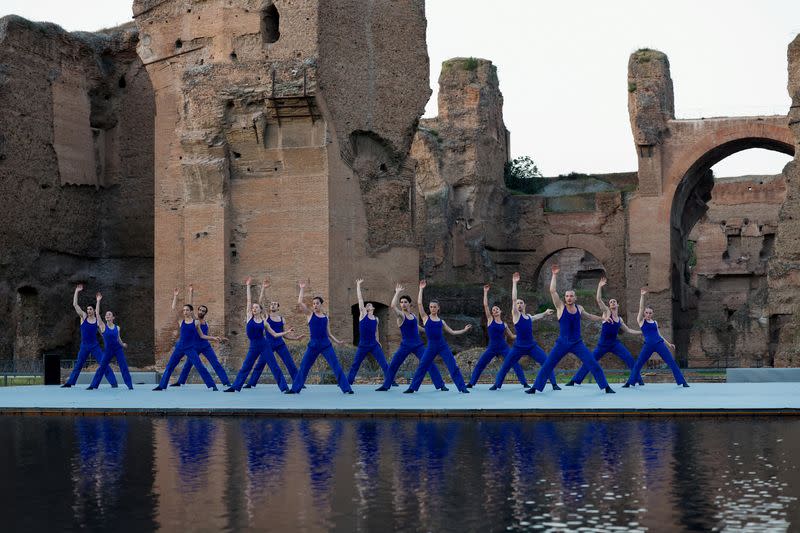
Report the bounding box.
[0,16,154,366]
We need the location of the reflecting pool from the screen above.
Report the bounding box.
[0,416,798,531]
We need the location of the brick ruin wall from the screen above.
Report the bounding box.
[0,16,154,366]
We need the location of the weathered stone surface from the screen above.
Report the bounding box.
[0,16,154,365]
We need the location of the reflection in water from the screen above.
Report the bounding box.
[0,416,798,531]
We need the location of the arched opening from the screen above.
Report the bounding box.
[351,302,389,346]
[261,4,280,44]
[670,141,794,368]
[535,248,607,306]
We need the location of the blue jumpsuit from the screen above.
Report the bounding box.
[230,318,288,391]
[176,321,231,386]
[377,314,444,390]
[88,323,133,389]
[570,317,644,385]
[468,320,528,387]
[624,320,688,386]
[156,319,217,390]
[246,316,299,387]
[289,314,353,393]
[531,307,610,392]
[490,315,557,389]
[347,315,392,385]
[405,318,468,393]
[65,318,117,387]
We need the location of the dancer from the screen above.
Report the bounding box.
[346,278,392,385]
[375,284,445,392]
[225,277,292,392]
[63,284,117,388]
[171,285,231,387]
[466,282,529,388]
[86,294,133,390]
[623,289,689,388]
[487,273,559,390]
[528,265,615,394]
[153,289,220,391]
[286,280,353,394]
[244,278,304,388]
[403,280,472,394]
[566,277,644,386]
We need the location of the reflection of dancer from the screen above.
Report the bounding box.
[245,278,303,388]
[375,284,443,391]
[347,278,392,385]
[404,280,471,394]
[300,420,343,503]
[242,419,289,495]
[623,289,689,388]
[73,418,128,519]
[153,289,219,391]
[87,296,133,390]
[172,285,230,387]
[226,277,291,392]
[287,280,353,394]
[63,284,116,388]
[529,265,614,394]
[487,274,558,390]
[567,277,644,386]
[166,417,216,492]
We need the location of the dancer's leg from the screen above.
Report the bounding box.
[377,344,412,390]
[624,345,654,386]
[247,352,269,387]
[414,345,445,389]
[404,345,438,393]
[184,348,217,389]
[114,346,133,389]
[200,346,230,386]
[321,345,353,393]
[65,346,91,386]
[570,344,607,385]
[610,341,644,386]
[653,342,689,386]
[93,344,118,386]
[531,341,569,392]
[176,357,193,385]
[258,345,288,392]
[274,344,298,380]
[230,343,262,390]
[88,348,114,389]
[573,341,610,390]
[347,345,370,385]
[468,348,498,387]
[155,347,186,389]
[529,343,558,387]
[438,345,468,392]
[289,344,321,393]
[491,345,524,389]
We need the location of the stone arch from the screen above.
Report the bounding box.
[531,247,610,310]
[669,132,795,366]
[261,4,280,44]
[350,302,389,346]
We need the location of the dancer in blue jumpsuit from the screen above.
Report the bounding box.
[485,273,559,390]
[286,279,353,394]
[567,276,644,386]
[346,278,392,385]
[153,288,220,391]
[63,284,117,387]
[244,278,302,388]
[226,277,291,392]
[172,284,231,387]
[623,288,689,388]
[375,284,445,391]
[528,264,615,394]
[87,300,133,390]
[404,280,472,394]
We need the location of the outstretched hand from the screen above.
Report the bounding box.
[76,284,84,292]
[245,276,252,285]
[419,279,427,289]
[543,308,555,316]
[262,277,271,289]
[640,287,648,295]
[173,287,179,297]
[356,278,364,286]
[512,272,520,283]
[599,277,607,288]
[298,279,307,289]
[483,284,491,292]
[464,324,473,331]
[95,292,102,301]
[395,283,404,293]
[551,264,560,275]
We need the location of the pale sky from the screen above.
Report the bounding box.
[4,0,798,176]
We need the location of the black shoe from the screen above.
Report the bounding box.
[344,390,354,394]
[60,383,72,388]
[682,383,690,388]
[285,390,297,394]
[438,386,449,392]
[460,388,470,394]
[489,384,499,391]
[466,383,474,388]
[523,383,532,388]
[152,386,164,391]
[525,387,536,394]
[169,382,181,387]
[622,383,631,388]
[111,385,118,388]
[224,387,237,393]
[211,386,219,391]
[552,384,562,391]
[127,386,134,390]
[391,382,399,387]
[375,385,390,391]
[403,389,414,394]
[638,382,645,386]
[85,386,96,391]
[243,384,252,389]
[605,386,616,394]
[224,383,232,387]
[565,380,576,387]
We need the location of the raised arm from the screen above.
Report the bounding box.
[620,319,642,336]
[391,284,405,318]
[259,277,270,307]
[73,285,86,320]
[417,280,428,323]
[578,305,604,322]
[95,292,105,332]
[188,284,194,307]
[443,321,472,335]
[549,264,564,313]
[532,308,555,321]
[266,322,294,339]
[171,287,182,322]
[297,279,311,315]
[511,272,521,322]
[596,277,609,317]
[483,284,492,322]
[245,276,253,320]
[356,278,366,317]
[637,288,647,327]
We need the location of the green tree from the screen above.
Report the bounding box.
[504,156,546,194]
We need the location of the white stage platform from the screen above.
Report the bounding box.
[0,383,798,416]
